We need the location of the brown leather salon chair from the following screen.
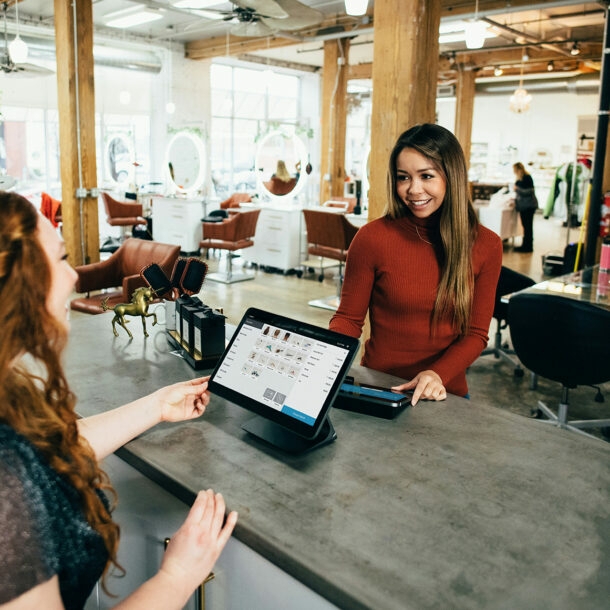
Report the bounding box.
[199,208,261,284]
[322,197,357,213]
[302,208,359,311]
[220,192,252,209]
[101,191,147,240]
[70,239,180,314]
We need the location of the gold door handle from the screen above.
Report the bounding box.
[164,538,215,610]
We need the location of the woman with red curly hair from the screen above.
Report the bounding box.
[0,191,237,609]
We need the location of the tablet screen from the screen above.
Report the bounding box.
[208,307,359,441]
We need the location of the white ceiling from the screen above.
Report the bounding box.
[5,1,608,78]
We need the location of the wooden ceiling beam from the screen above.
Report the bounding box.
[186,16,372,61]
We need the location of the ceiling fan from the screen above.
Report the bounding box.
[185,0,324,38]
[0,2,54,77]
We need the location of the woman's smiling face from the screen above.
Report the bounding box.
[395,148,446,219]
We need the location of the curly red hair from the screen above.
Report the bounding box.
[0,191,121,589]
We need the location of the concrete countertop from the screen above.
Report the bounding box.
[65,313,610,610]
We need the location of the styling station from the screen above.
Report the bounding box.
[66,312,610,610]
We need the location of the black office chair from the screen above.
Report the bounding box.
[480,266,536,376]
[508,292,610,438]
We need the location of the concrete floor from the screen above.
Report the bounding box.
[87,211,610,443]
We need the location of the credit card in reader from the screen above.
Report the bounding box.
[333,377,411,419]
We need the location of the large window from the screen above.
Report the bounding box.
[210,62,301,199]
[1,107,61,196]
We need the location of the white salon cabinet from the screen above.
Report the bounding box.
[152,197,205,253]
[246,204,304,273]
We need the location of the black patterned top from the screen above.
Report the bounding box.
[0,424,108,609]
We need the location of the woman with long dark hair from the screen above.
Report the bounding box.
[330,124,502,404]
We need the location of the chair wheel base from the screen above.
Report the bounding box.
[513,368,524,378]
[530,408,544,419]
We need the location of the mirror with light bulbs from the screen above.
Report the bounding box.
[105,134,135,187]
[165,131,206,195]
[255,130,308,202]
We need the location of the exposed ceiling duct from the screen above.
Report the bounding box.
[18,34,162,73]
[476,74,600,95]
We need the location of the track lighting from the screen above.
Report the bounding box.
[494,67,503,76]
[547,61,554,71]
[570,42,581,56]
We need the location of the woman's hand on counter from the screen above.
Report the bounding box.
[392,370,447,406]
[157,376,211,423]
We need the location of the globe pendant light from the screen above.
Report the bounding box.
[509,58,532,114]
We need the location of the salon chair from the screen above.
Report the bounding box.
[199,208,261,284]
[70,239,180,314]
[219,192,252,209]
[479,266,536,376]
[101,191,148,244]
[322,197,357,214]
[508,291,610,438]
[302,208,359,311]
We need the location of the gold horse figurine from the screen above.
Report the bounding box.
[101,286,158,339]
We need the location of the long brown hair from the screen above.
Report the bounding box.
[385,124,479,334]
[0,192,120,586]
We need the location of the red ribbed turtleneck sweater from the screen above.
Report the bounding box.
[329,211,502,396]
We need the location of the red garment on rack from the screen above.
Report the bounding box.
[40,192,62,227]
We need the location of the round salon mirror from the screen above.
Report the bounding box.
[165,131,206,194]
[256,131,307,202]
[106,134,134,186]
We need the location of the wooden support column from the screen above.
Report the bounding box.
[368,0,441,219]
[54,0,99,266]
[319,38,350,204]
[454,66,477,170]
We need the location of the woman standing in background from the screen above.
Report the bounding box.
[513,162,538,253]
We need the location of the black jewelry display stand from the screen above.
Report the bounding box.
[241,416,337,454]
[166,330,221,370]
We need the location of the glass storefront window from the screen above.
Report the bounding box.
[210,62,301,198]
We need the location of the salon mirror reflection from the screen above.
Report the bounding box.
[256,131,307,200]
[106,134,134,186]
[166,131,206,194]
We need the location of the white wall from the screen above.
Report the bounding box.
[437,88,599,183]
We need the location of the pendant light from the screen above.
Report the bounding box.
[8,0,28,64]
[509,57,532,114]
[344,0,368,17]
[464,0,487,50]
[166,43,175,115]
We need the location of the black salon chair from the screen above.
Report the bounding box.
[480,266,536,376]
[508,291,610,438]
